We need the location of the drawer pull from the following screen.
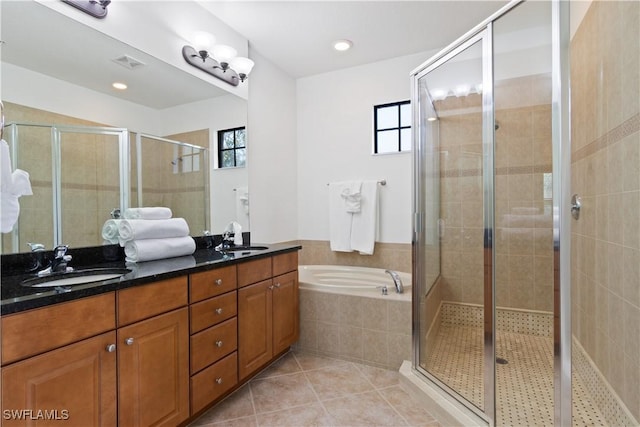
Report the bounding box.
[215,340,223,347]
[215,308,223,315]
[215,378,223,385]
[125,337,134,346]
[215,279,223,286]
[106,344,116,353]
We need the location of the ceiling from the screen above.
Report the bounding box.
[199,1,509,78]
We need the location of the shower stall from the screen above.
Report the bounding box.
[411,1,639,426]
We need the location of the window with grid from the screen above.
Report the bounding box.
[373,100,411,154]
[217,127,246,168]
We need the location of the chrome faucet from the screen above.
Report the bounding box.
[385,269,404,294]
[37,245,73,276]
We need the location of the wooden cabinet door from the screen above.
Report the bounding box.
[272,271,299,354]
[237,279,273,380]
[1,331,117,427]
[118,308,189,427]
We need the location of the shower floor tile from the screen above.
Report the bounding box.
[422,324,607,426]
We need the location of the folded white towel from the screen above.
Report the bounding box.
[351,180,379,255]
[123,207,172,220]
[101,219,122,243]
[125,236,196,263]
[118,218,190,246]
[341,181,362,213]
[125,255,196,275]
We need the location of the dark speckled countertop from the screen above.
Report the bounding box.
[1,237,301,315]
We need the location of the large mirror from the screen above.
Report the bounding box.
[0,1,249,254]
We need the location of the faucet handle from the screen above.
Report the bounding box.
[53,245,69,258]
[27,243,45,252]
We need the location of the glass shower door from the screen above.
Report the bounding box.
[413,34,492,421]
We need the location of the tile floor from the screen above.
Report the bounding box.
[188,351,440,427]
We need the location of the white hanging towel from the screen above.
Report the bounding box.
[329,181,358,252]
[122,207,172,220]
[0,139,33,233]
[118,218,190,246]
[235,187,250,230]
[350,180,379,255]
[124,236,196,263]
[340,181,362,213]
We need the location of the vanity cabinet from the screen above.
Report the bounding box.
[188,266,239,415]
[238,252,299,381]
[116,277,189,427]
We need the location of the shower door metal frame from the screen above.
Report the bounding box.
[411,0,571,425]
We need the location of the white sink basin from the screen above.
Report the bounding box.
[22,268,130,288]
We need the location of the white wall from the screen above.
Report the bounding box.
[296,50,435,244]
[247,48,298,243]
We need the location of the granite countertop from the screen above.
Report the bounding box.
[1,240,301,315]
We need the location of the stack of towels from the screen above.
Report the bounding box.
[101,207,195,263]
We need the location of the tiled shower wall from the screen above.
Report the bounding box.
[571,0,640,420]
[438,76,554,312]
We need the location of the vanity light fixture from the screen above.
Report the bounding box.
[62,0,111,19]
[182,42,254,86]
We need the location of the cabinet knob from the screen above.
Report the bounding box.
[215,340,223,347]
[215,308,223,315]
[215,279,222,286]
[215,378,223,385]
[268,285,274,290]
[106,344,116,353]
[125,337,134,346]
[275,283,281,288]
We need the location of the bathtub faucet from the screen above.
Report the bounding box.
[385,269,404,294]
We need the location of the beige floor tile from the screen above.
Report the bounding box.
[190,385,254,426]
[378,385,437,426]
[208,415,258,427]
[255,402,334,427]
[355,364,400,389]
[322,390,409,426]
[293,351,349,372]
[305,363,375,401]
[250,372,318,414]
[254,352,302,379]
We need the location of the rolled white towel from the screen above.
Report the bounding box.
[101,219,122,243]
[125,236,196,263]
[125,255,196,276]
[123,207,172,220]
[118,218,190,246]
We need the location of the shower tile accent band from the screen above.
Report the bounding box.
[572,113,640,164]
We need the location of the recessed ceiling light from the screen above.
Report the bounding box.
[112,82,127,90]
[333,39,353,52]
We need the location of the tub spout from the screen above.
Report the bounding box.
[385,269,404,294]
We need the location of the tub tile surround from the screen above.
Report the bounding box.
[571,0,640,421]
[188,351,439,427]
[296,240,412,274]
[294,288,412,370]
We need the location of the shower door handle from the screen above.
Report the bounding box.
[571,194,582,220]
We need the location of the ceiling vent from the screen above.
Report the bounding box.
[112,55,146,70]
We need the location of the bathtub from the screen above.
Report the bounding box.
[298,265,411,301]
[296,265,412,368]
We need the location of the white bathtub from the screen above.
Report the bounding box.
[298,265,411,301]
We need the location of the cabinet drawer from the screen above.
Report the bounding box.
[237,257,272,287]
[2,292,115,365]
[190,318,237,374]
[190,291,237,334]
[273,251,298,276]
[117,276,188,326]
[190,352,237,415]
[190,266,237,303]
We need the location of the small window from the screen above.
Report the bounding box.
[374,100,411,154]
[217,127,246,168]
